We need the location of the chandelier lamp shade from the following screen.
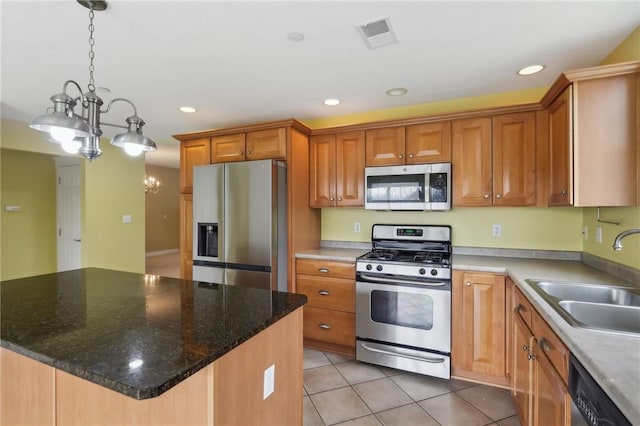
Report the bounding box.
[29,0,156,161]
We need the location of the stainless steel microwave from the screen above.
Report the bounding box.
[364,163,451,211]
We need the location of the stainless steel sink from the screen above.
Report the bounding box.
[526,279,640,336]
[558,301,640,334]
[533,281,640,307]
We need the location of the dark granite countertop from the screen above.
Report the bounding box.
[0,268,307,400]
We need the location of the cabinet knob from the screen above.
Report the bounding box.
[318,290,330,296]
[318,268,330,273]
[247,150,252,155]
[484,194,490,199]
[515,304,526,314]
[496,194,502,199]
[465,281,472,287]
[338,197,342,201]
[398,154,403,159]
[409,154,414,158]
[330,197,335,201]
[522,344,529,352]
[561,190,568,195]
[239,151,244,156]
[319,323,331,330]
[539,338,552,352]
[527,353,536,361]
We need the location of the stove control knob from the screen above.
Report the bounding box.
[365,264,372,271]
[376,265,383,272]
[419,268,426,275]
[430,269,438,276]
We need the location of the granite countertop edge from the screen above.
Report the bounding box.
[1,296,307,400]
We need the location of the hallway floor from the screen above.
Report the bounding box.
[303,349,520,426]
[145,251,180,278]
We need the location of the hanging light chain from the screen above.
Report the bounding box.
[88,6,96,93]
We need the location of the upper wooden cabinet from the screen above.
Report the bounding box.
[180,137,211,193]
[365,123,451,166]
[542,61,640,206]
[211,128,286,163]
[452,112,537,207]
[310,132,365,208]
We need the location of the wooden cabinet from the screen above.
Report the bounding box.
[179,194,193,281]
[452,270,509,387]
[512,287,570,426]
[309,132,365,207]
[542,62,640,206]
[296,258,355,355]
[452,112,536,207]
[211,128,286,163]
[180,138,211,193]
[365,123,451,166]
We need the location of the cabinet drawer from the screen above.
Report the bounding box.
[297,275,354,312]
[513,287,534,329]
[532,311,569,383]
[303,307,355,347]
[296,259,354,279]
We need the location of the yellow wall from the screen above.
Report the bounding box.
[0,118,145,277]
[145,164,180,252]
[0,149,57,280]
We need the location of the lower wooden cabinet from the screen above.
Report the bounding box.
[179,194,193,280]
[452,270,509,387]
[512,286,570,426]
[296,258,355,355]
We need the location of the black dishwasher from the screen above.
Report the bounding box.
[569,354,631,426]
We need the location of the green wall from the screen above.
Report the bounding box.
[0,118,146,279]
[145,164,180,253]
[0,149,57,279]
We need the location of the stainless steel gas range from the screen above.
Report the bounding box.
[355,224,452,379]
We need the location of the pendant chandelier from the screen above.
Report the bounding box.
[30,0,156,161]
[144,175,160,194]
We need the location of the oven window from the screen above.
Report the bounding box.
[366,174,425,203]
[370,290,433,330]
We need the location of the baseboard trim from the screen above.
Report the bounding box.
[145,249,180,257]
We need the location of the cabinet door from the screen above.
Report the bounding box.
[452,271,507,384]
[211,133,246,163]
[336,131,365,207]
[309,134,336,207]
[492,112,536,206]
[452,118,492,206]
[533,348,571,426]
[513,314,533,426]
[548,87,572,206]
[180,138,211,193]
[246,128,286,161]
[180,193,193,280]
[405,121,451,164]
[365,128,406,166]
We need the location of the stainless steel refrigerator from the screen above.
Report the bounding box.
[192,160,287,291]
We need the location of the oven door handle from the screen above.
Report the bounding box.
[358,274,446,287]
[359,342,446,364]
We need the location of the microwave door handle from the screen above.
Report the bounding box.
[359,274,446,287]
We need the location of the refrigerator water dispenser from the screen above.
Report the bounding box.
[197,223,219,258]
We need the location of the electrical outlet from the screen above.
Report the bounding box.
[354,222,361,233]
[595,227,602,243]
[492,224,502,237]
[582,225,588,241]
[263,364,275,400]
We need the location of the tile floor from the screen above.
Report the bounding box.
[303,349,521,426]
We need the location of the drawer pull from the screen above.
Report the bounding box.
[318,323,331,330]
[318,268,330,273]
[515,304,526,314]
[539,337,552,352]
[318,290,330,296]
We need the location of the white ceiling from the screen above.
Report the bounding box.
[2,1,638,169]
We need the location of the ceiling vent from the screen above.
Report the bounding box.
[357,17,397,49]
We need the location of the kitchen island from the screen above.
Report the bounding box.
[0,268,307,426]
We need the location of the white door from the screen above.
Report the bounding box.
[56,158,82,271]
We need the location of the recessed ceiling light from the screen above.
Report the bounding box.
[386,87,407,96]
[179,106,197,113]
[323,98,340,106]
[287,32,305,42]
[517,65,545,76]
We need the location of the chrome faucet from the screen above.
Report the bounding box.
[612,228,640,251]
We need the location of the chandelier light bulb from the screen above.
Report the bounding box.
[50,126,77,143]
[124,143,145,156]
[61,139,82,154]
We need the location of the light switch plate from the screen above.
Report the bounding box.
[122,214,132,224]
[263,364,275,400]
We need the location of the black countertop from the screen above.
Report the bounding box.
[0,268,307,400]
